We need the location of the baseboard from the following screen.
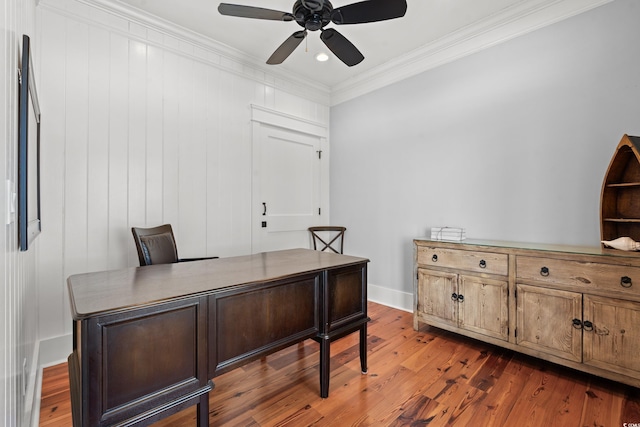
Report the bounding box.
[39,333,73,368]
[368,283,413,313]
[30,366,43,427]
[31,334,73,427]
[24,340,40,427]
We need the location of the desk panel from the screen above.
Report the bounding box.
[210,273,320,376]
[81,297,210,426]
[326,264,368,333]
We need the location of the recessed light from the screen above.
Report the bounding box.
[315,52,329,62]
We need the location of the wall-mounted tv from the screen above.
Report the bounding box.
[18,34,42,251]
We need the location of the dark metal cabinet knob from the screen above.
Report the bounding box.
[479,260,486,269]
[540,266,550,277]
[572,318,583,329]
[432,254,438,262]
[621,276,632,288]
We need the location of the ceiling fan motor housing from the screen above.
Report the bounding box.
[294,0,333,31]
[300,0,325,12]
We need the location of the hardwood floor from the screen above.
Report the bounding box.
[40,302,640,426]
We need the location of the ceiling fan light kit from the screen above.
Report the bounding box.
[218,0,407,66]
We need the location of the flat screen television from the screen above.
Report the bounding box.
[18,34,42,251]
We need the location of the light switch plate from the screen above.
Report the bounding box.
[6,179,16,225]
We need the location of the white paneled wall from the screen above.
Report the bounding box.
[2,1,40,425]
[36,0,330,342]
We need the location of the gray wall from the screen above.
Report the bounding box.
[330,0,640,304]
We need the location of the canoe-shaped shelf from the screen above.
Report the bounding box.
[601,134,640,255]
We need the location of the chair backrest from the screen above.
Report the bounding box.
[131,224,179,266]
[308,226,346,254]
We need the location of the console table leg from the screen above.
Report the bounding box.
[359,324,368,374]
[319,338,330,398]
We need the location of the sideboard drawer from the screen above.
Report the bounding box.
[516,256,640,295]
[417,246,508,276]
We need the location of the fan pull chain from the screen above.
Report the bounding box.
[305,36,308,53]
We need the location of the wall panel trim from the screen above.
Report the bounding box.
[251,105,327,138]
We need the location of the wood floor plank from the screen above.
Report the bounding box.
[367,367,435,424]
[500,364,588,427]
[433,384,489,426]
[469,371,527,427]
[40,302,638,426]
[467,347,513,392]
[315,387,386,426]
[622,386,640,425]
[385,393,441,426]
[578,379,627,427]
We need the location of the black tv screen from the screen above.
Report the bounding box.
[18,34,42,251]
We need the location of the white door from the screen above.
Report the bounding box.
[252,122,324,252]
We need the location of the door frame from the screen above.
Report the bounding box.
[250,105,329,253]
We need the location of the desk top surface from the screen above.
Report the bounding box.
[68,248,369,320]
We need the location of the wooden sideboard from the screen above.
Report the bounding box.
[67,249,369,426]
[414,238,640,388]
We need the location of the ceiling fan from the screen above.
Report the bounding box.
[218,0,408,67]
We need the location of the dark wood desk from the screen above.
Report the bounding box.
[67,249,369,426]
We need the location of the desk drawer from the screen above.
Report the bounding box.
[417,246,508,276]
[516,256,640,295]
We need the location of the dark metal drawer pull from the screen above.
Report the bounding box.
[621,276,632,288]
[540,266,549,277]
[572,318,583,329]
[451,293,464,302]
[432,254,438,262]
[479,260,486,268]
[583,320,594,331]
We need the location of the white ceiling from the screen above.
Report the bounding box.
[103,0,610,92]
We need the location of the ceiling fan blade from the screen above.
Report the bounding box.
[331,0,407,25]
[267,31,307,64]
[218,4,294,21]
[320,28,364,67]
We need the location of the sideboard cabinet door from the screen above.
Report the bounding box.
[583,295,640,377]
[458,275,508,341]
[416,268,457,328]
[515,284,582,363]
[416,268,508,340]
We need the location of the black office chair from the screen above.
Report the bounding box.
[308,226,346,254]
[131,224,218,266]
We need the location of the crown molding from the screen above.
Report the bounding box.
[39,0,614,108]
[330,0,614,106]
[38,0,331,105]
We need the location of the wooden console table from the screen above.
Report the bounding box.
[67,248,369,426]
